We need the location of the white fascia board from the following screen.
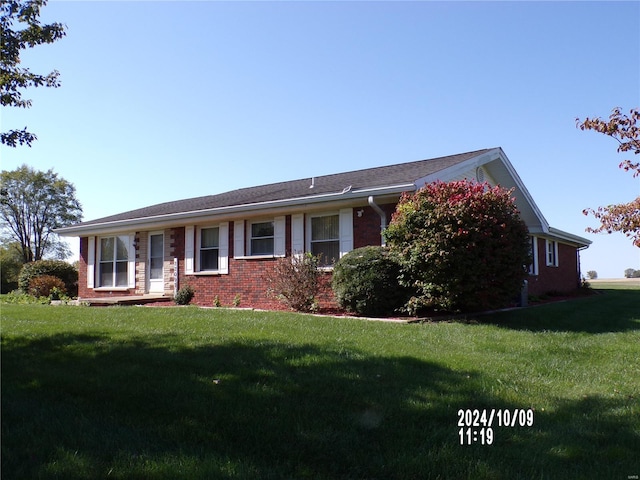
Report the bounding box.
[547,227,592,248]
[413,148,502,188]
[412,148,551,235]
[55,183,414,237]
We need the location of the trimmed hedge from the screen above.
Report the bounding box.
[331,246,409,317]
[18,260,78,297]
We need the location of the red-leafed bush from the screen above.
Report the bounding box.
[28,275,67,298]
[266,253,321,312]
[385,180,531,314]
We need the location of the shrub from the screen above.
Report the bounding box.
[19,260,78,296]
[385,180,531,314]
[266,253,320,312]
[332,246,409,317]
[174,285,195,305]
[28,275,67,298]
[1,290,51,304]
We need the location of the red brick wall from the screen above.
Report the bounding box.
[353,203,396,249]
[78,214,583,308]
[78,236,89,298]
[172,222,333,310]
[77,235,137,298]
[527,238,581,296]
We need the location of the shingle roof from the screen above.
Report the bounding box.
[69,149,491,228]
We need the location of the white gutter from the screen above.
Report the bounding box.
[547,227,592,248]
[55,182,416,237]
[368,196,387,246]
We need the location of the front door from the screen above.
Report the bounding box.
[148,232,164,293]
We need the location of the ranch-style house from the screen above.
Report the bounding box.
[56,148,591,308]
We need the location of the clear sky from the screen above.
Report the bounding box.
[1,0,639,278]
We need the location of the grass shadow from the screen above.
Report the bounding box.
[2,332,639,479]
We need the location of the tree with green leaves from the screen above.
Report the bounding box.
[385,180,531,314]
[0,241,23,292]
[1,0,66,147]
[0,165,82,262]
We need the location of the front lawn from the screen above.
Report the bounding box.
[1,286,638,479]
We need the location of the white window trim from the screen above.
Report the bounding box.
[305,208,353,268]
[185,223,229,275]
[234,216,286,259]
[248,219,275,256]
[95,233,135,289]
[197,225,220,272]
[291,213,305,259]
[528,236,539,276]
[545,239,559,267]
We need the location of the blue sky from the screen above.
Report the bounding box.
[2,0,639,278]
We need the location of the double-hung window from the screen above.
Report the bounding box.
[99,236,129,287]
[546,239,559,267]
[310,214,340,266]
[199,227,220,271]
[185,223,229,275]
[250,221,275,255]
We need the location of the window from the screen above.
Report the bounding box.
[528,236,538,275]
[99,236,129,287]
[310,214,339,266]
[199,226,219,271]
[250,221,274,255]
[546,240,559,267]
[185,223,229,275]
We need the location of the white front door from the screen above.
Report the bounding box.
[148,232,164,293]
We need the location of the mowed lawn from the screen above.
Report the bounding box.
[1,285,639,479]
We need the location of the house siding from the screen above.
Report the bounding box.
[77,208,584,309]
[527,238,581,296]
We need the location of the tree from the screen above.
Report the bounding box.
[577,108,640,247]
[1,0,66,147]
[624,268,640,279]
[0,241,23,292]
[0,165,82,262]
[385,180,531,314]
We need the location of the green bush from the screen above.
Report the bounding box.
[385,180,531,314]
[174,285,195,305]
[332,246,409,317]
[28,275,67,298]
[1,290,51,304]
[18,260,78,296]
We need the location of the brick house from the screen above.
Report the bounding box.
[56,148,591,308]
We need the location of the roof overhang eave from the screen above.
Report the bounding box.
[546,227,592,248]
[54,183,416,237]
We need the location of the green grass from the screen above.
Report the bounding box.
[2,286,639,479]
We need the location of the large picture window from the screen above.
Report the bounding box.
[99,236,129,287]
[310,214,339,266]
[199,227,220,271]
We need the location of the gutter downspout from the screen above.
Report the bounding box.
[368,196,387,247]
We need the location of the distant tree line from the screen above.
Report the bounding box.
[624,268,640,278]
